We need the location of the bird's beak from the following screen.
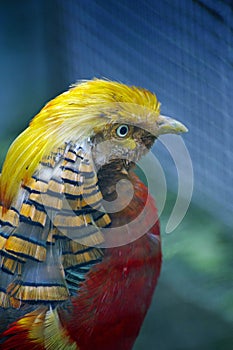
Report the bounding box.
[155,114,188,135]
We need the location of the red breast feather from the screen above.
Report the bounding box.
[59,174,161,350]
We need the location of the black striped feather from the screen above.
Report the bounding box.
[0,143,111,306]
[7,244,70,304]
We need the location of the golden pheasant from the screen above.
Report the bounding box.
[0,79,187,349]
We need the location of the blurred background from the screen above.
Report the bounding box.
[0,1,232,349]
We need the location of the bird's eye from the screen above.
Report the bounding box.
[116,124,129,138]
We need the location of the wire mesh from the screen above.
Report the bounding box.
[54,0,233,228]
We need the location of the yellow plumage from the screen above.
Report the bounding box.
[15,308,78,349]
[0,79,160,208]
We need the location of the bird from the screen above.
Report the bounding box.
[0,79,187,349]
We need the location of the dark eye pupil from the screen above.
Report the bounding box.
[116,124,129,137]
[119,126,128,135]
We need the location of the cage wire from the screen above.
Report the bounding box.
[55,0,233,230]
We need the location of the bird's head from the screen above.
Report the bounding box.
[70,80,187,169]
[0,79,187,207]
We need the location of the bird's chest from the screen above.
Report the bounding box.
[62,234,161,350]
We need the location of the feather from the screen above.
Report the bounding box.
[7,244,69,304]
[1,143,109,257]
[0,142,110,307]
[2,307,78,350]
[0,270,15,308]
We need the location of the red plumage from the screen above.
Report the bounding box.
[59,175,161,350]
[1,175,161,350]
